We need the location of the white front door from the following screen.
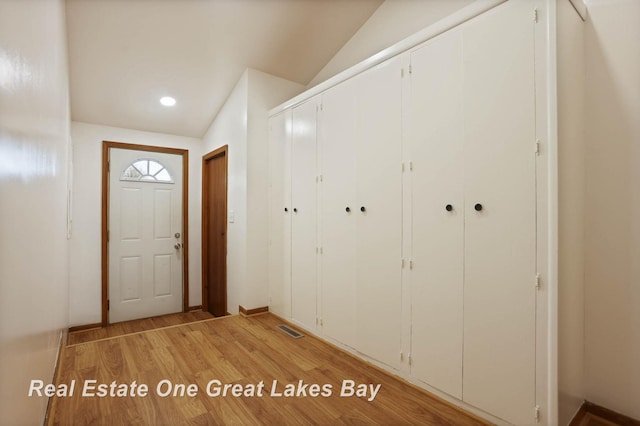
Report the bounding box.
[108,148,183,323]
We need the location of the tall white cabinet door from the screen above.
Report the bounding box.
[291,98,318,330]
[320,79,358,348]
[268,111,292,318]
[409,30,464,399]
[462,1,536,424]
[355,57,403,368]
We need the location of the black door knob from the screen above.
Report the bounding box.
[446,204,453,212]
[360,206,366,212]
[474,203,483,211]
[345,207,350,212]
[284,207,288,212]
[293,208,298,213]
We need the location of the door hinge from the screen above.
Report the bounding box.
[409,161,413,171]
[533,8,539,23]
[535,139,541,155]
[408,353,412,366]
[400,351,404,361]
[316,318,323,326]
[534,405,540,422]
[402,163,405,172]
[107,230,109,242]
[409,259,414,270]
[401,68,405,78]
[316,247,323,255]
[107,300,110,311]
[535,273,541,290]
[401,259,405,268]
[107,160,110,173]
[409,64,412,74]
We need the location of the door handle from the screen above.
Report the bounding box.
[174,243,182,250]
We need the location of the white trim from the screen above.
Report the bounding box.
[546,0,560,423]
[269,0,507,117]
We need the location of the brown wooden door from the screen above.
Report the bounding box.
[202,146,227,317]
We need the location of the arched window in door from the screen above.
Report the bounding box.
[120,158,174,183]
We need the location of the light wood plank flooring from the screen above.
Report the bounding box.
[577,414,623,426]
[68,311,215,345]
[49,313,488,425]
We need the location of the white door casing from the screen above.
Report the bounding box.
[108,148,183,323]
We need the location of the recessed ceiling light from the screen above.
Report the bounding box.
[160,96,176,107]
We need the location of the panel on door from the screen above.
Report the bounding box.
[268,111,292,318]
[109,149,183,323]
[320,78,358,348]
[409,29,464,398]
[355,56,403,368]
[291,98,318,330]
[462,1,537,424]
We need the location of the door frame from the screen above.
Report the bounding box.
[201,145,228,315]
[101,141,190,326]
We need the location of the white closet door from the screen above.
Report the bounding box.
[355,56,403,368]
[409,30,464,398]
[320,78,358,348]
[268,111,292,318]
[462,1,536,424]
[291,98,318,330]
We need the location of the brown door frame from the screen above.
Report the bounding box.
[101,141,190,326]
[201,145,228,315]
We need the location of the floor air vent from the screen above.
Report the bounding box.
[277,324,304,339]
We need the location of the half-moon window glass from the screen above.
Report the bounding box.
[121,159,174,183]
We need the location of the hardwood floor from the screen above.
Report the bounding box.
[49,313,488,425]
[67,311,215,345]
[577,414,623,426]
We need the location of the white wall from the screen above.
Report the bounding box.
[557,1,586,424]
[69,122,202,326]
[202,69,302,313]
[202,73,249,315]
[583,0,640,419]
[307,0,474,87]
[246,69,304,309]
[0,0,71,423]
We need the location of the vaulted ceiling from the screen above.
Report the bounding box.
[65,0,383,138]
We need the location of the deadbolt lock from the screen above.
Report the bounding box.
[174,232,181,239]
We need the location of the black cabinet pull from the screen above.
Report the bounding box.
[474,203,483,212]
[446,204,453,212]
[284,207,288,212]
[360,206,366,212]
[345,207,351,212]
[293,208,298,213]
